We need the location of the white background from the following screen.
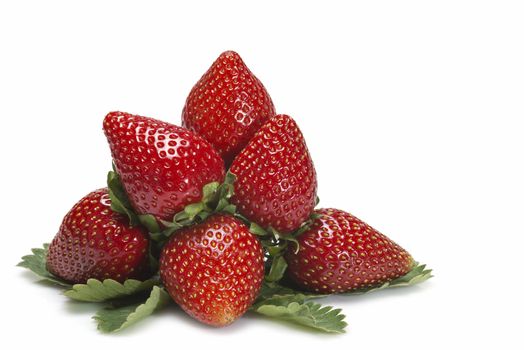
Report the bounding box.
[1,1,523,349]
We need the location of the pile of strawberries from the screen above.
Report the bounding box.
[19,51,431,333]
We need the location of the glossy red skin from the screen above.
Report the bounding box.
[47,188,150,284]
[286,208,414,293]
[103,111,225,221]
[230,114,317,234]
[182,51,276,166]
[159,214,264,327]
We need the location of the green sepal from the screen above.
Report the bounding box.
[250,222,269,236]
[219,171,236,200]
[107,167,241,242]
[184,202,206,220]
[202,182,219,201]
[221,203,237,215]
[310,212,322,220]
[265,243,287,257]
[63,278,158,302]
[251,295,347,334]
[107,170,139,226]
[153,172,239,239]
[224,171,237,186]
[138,214,161,233]
[266,255,288,283]
[17,243,72,287]
[93,286,170,333]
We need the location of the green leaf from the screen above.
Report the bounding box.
[252,295,347,334]
[93,286,170,333]
[257,262,432,301]
[17,243,72,287]
[342,262,433,295]
[257,281,327,303]
[107,170,139,226]
[266,256,288,283]
[257,282,297,301]
[64,278,158,302]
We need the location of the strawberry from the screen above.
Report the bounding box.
[103,111,225,221]
[229,114,317,234]
[285,208,414,293]
[182,51,276,166]
[159,214,264,327]
[46,188,150,284]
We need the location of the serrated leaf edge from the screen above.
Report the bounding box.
[93,286,170,333]
[252,297,347,334]
[17,243,72,287]
[64,278,158,302]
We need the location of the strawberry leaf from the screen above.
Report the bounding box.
[257,281,297,300]
[17,243,72,287]
[257,281,328,302]
[93,286,170,333]
[252,295,347,334]
[64,278,158,302]
[341,262,433,295]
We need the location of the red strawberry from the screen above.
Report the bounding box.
[229,114,317,234]
[182,51,276,166]
[159,214,264,327]
[47,188,150,284]
[285,208,414,293]
[103,111,225,221]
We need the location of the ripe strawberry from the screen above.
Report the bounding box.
[103,111,225,221]
[159,214,264,327]
[229,114,317,234]
[47,188,150,284]
[182,51,276,166]
[285,208,414,293]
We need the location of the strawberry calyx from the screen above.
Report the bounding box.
[107,167,237,242]
[246,214,318,283]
